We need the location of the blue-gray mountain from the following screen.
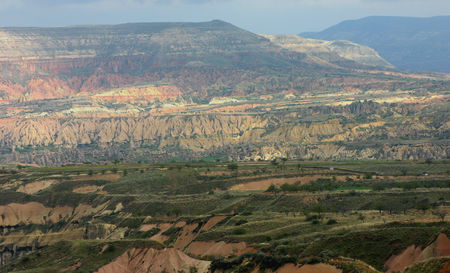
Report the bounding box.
[300,16,450,73]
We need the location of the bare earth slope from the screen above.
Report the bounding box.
[95,248,210,273]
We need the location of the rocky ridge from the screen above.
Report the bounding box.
[0,100,448,165]
[261,34,393,68]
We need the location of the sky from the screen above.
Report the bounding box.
[0,0,449,33]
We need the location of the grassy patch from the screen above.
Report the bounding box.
[1,240,163,273]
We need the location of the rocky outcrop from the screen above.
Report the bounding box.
[186,241,248,257]
[16,180,58,194]
[0,243,39,267]
[0,202,72,226]
[0,201,124,267]
[384,233,450,272]
[0,202,108,227]
[0,100,447,165]
[0,21,273,62]
[94,248,211,273]
[261,34,394,68]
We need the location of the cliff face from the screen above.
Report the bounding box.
[0,21,273,61]
[95,248,211,273]
[1,101,447,165]
[261,34,394,68]
[0,244,37,267]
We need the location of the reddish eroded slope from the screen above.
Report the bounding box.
[16,180,58,194]
[0,202,107,226]
[174,216,231,250]
[137,216,228,248]
[186,241,248,257]
[94,248,210,273]
[92,85,181,104]
[200,215,227,232]
[0,56,179,103]
[385,233,450,272]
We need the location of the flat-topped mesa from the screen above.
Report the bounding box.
[261,34,394,68]
[0,19,434,105]
[0,20,313,102]
[0,20,273,61]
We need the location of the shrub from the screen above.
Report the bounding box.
[232,228,247,235]
[235,219,248,226]
[210,253,296,272]
[104,245,116,253]
[118,218,143,229]
[306,215,320,221]
[223,193,233,199]
[266,184,279,192]
[302,256,321,264]
[280,183,300,192]
[227,163,238,172]
[326,219,337,225]
[126,228,160,239]
[320,250,338,258]
[162,226,182,236]
[372,183,385,191]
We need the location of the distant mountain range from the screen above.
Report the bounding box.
[301,16,450,73]
[0,20,398,104]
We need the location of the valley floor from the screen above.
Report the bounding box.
[0,160,449,272]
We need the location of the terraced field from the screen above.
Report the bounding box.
[0,160,448,272]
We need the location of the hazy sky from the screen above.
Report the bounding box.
[0,0,449,33]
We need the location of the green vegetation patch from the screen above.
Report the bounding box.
[302,223,449,271]
[210,252,297,272]
[1,240,163,273]
[404,257,450,273]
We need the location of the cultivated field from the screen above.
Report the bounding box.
[0,159,449,272]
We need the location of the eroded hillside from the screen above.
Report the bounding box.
[1,98,448,165]
[0,161,448,272]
